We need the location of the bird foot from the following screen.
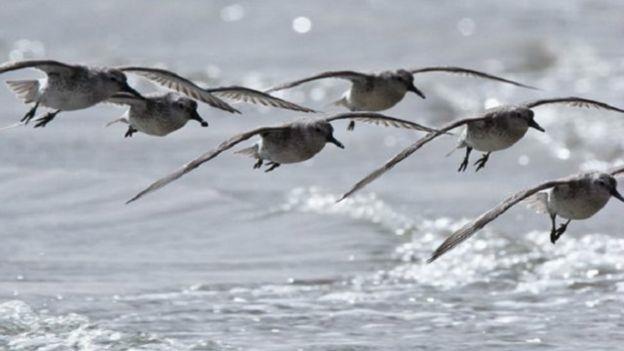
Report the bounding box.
[474,153,490,172]
[458,159,469,172]
[550,223,568,244]
[21,104,39,124]
[125,127,138,138]
[347,121,355,131]
[33,111,60,128]
[265,162,280,172]
[253,159,263,169]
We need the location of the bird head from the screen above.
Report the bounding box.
[595,173,624,202]
[312,120,344,149]
[104,69,145,99]
[513,107,544,132]
[172,96,207,127]
[395,69,425,99]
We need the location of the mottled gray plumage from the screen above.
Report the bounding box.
[265,66,535,112]
[428,169,624,263]
[106,92,208,137]
[119,67,316,113]
[338,97,624,201]
[126,112,439,203]
[0,59,144,128]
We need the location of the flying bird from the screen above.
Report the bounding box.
[427,167,624,263]
[105,92,208,137]
[119,67,316,114]
[126,112,440,204]
[338,97,624,201]
[265,66,536,113]
[0,59,144,128]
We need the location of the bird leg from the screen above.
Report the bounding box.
[33,110,61,128]
[253,159,263,169]
[347,121,356,131]
[457,147,473,172]
[21,102,40,124]
[474,152,491,172]
[265,161,281,172]
[549,214,571,244]
[125,126,138,138]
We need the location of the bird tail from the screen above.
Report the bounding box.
[105,116,129,127]
[524,191,550,214]
[5,80,40,103]
[234,144,259,159]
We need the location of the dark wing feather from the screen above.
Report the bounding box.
[0,60,74,75]
[264,71,371,93]
[206,86,316,112]
[408,66,537,89]
[126,126,287,204]
[337,117,484,201]
[325,112,439,133]
[428,179,569,263]
[119,66,240,113]
[525,97,624,113]
[610,166,624,177]
[105,92,147,107]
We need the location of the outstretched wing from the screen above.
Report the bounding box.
[610,166,624,177]
[325,112,439,133]
[206,86,316,113]
[264,70,371,93]
[338,117,485,201]
[126,126,287,204]
[408,66,537,89]
[428,179,569,263]
[105,92,147,107]
[525,97,624,113]
[119,66,240,113]
[0,60,74,75]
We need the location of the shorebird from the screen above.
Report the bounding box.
[265,66,536,113]
[427,167,624,263]
[126,112,440,203]
[338,97,624,201]
[105,92,208,137]
[0,60,144,128]
[119,67,315,114]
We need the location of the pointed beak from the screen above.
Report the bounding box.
[528,119,545,132]
[121,82,145,99]
[611,187,624,203]
[408,84,426,99]
[190,110,208,127]
[327,135,344,149]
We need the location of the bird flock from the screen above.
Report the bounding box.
[2,59,623,265]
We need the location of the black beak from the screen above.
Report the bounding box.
[408,84,426,99]
[611,187,624,203]
[327,135,344,149]
[190,110,208,127]
[121,82,145,100]
[528,119,545,132]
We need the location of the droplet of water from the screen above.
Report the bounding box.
[220,4,245,22]
[457,18,475,36]
[292,17,312,34]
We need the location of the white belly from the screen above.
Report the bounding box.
[130,115,188,136]
[347,87,405,111]
[258,136,326,164]
[40,79,112,111]
[549,187,611,220]
[465,123,527,152]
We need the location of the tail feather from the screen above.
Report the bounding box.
[6,80,39,103]
[524,191,550,214]
[105,116,129,127]
[234,144,259,158]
